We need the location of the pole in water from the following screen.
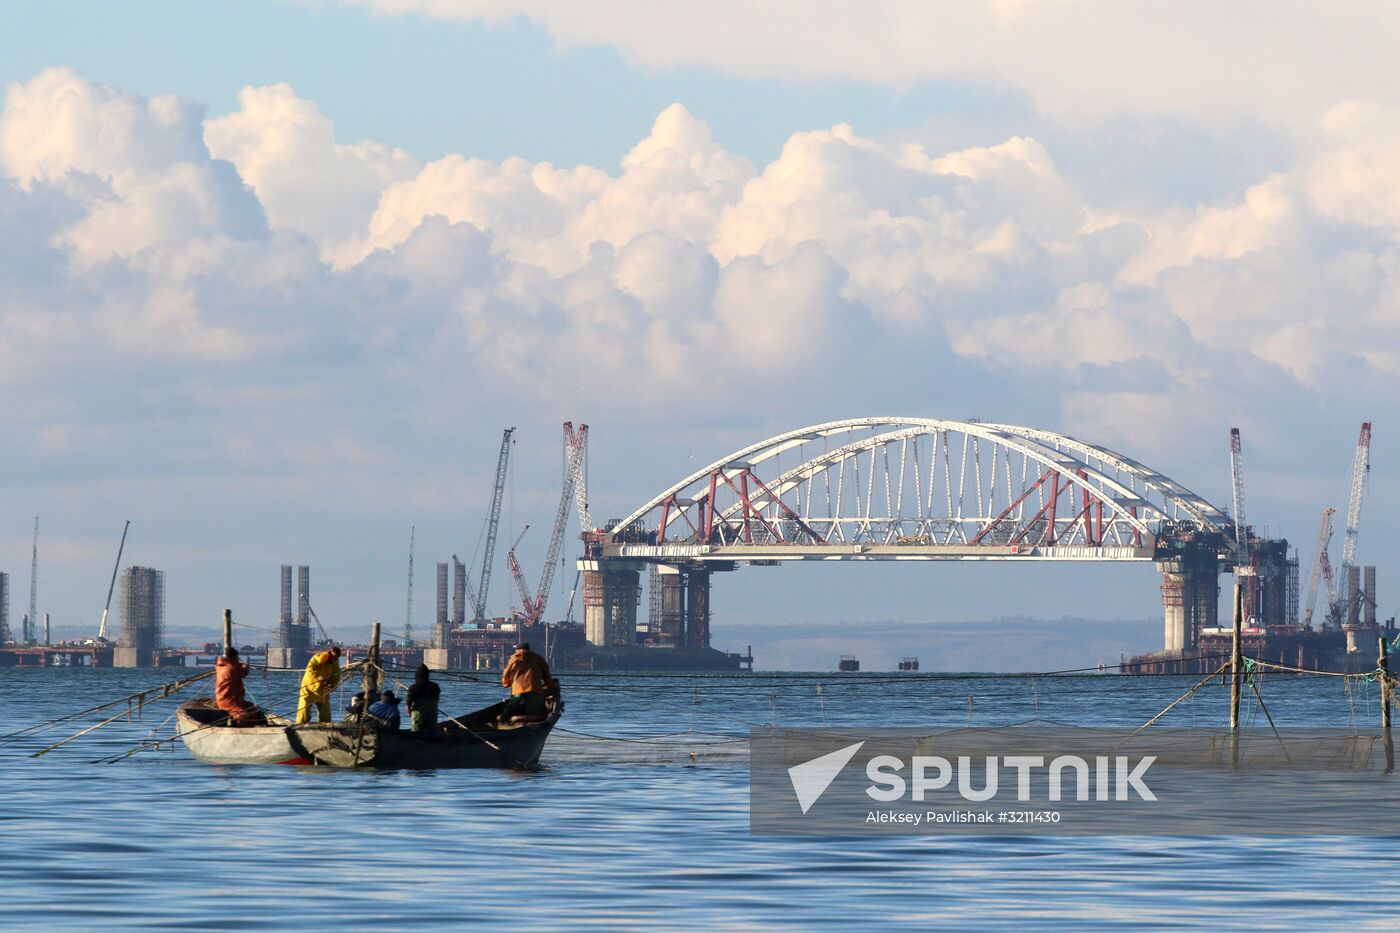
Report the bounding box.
[366,621,382,700]
[1229,583,1243,770]
[1230,583,1243,731]
[223,609,233,656]
[1379,635,1394,773]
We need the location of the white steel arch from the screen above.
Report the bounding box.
[611,417,1227,557]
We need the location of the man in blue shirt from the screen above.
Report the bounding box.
[366,690,401,730]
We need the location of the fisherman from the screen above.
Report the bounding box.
[406,664,441,732]
[295,645,342,724]
[498,642,555,721]
[366,690,401,730]
[346,687,381,720]
[214,646,263,726]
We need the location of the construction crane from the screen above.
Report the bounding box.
[530,423,588,622]
[1321,550,1342,628]
[300,594,334,645]
[1228,427,1248,552]
[97,520,130,641]
[1227,428,1259,625]
[562,570,582,624]
[26,517,38,645]
[454,554,480,622]
[508,423,590,626]
[567,421,592,532]
[474,427,515,623]
[1340,421,1372,572]
[506,526,532,616]
[403,525,416,645]
[1333,421,1372,627]
[1301,507,1335,628]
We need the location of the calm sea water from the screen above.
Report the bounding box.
[1,666,1397,931]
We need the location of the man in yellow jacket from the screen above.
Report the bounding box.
[296,645,343,723]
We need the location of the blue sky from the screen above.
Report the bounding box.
[1,0,989,168]
[2,1,1398,650]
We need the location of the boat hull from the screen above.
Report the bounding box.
[175,710,310,765]
[175,699,559,769]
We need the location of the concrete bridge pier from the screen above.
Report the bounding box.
[582,560,642,648]
[651,565,712,649]
[655,566,686,646]
[1157,542,1220,654]
[685,569,711,649]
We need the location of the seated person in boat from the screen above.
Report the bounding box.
[214,647,264,726]
[346,687,381,720]
[296,645,342,724]
[406,664,440,732]
[366,690,401,730]
[498,642,555,721]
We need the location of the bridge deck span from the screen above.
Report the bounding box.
[602,543,1158,564]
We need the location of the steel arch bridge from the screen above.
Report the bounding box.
[600,417,1231,564]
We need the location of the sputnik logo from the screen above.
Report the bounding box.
[788,741,865,814]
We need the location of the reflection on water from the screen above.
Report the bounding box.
[1,668,1397,929]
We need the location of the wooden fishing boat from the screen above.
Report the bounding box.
[175,697,562,769]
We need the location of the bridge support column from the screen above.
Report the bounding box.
[583,562,641,648]
[655,566,686,647]
[685,569,711,649]
[1156,538,1220,655]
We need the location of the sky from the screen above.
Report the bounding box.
[2,1,1399,649]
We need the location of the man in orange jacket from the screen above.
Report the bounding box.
[296,645,342,724]
[499,642,555,720]
[215,647,262,726]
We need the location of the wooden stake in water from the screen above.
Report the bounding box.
[1380,636,1393,730]
[1379,635,1394,773]
[223,609,233,656]
[365,622,382,701]
[1229,583,1243,770]
[1229,583,1243,731]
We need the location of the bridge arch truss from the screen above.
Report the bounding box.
[609,418,1229,561]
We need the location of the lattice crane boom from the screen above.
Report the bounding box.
[1302,507,1335,628]
[567,422,593,532]
[506,525,532,613]
[97,520,130,641]
[475,427,515,622]
[1228,428,1247,551]
[403,525,415,645]
[1321,549,1339,626]
[1340,421,1371,571]
[461,558,479,615]
[26,517,38,646]
[533,423,587,616]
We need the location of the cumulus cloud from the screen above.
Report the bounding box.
[8,67,1400,430]
[329,0,1400,131]
[205,83,419,255]
[6,67,1400,630]
[0,68,265,269]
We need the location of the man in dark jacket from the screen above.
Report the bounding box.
[366,690,401,730]
[406,664,441,732]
